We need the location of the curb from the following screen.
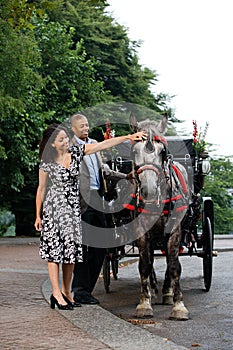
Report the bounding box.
[42,278,188,350]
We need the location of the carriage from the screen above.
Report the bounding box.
[102,122,215,315]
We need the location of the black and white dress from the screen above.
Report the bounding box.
[39,145,85,263]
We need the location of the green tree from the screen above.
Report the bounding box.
[0,0,180,235]
[47,0,172,115]
[202,156,233,234]
[34,19,108,120]
[0,1,109,234]
[0,19,43,198]
[0,0,54,30]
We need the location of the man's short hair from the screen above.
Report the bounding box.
[70,113,87,125]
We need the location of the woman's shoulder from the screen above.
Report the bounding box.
[69,144,85,155]
[39,160,52,172]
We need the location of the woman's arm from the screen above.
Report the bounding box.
[34,169,48,231]
[84,131,147,155]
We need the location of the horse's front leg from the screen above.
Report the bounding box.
[135,233,154,318]
[149,263,159,304]
[162,267,173,305]
[166,228,189,320]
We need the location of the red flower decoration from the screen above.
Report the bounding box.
[103,121,113,140]
[192,120,209,153]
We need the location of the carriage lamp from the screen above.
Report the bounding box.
[201,159,211,175]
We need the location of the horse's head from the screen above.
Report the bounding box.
[130,114,168,206]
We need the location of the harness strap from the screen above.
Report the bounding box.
[130,193,142,200]
[123,192,188,215]
[171,164,189,194]
[162,194,182,203]
[130,193,183,204]
[122,203,188,215]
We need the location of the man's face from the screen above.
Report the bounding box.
[72,117,89,141]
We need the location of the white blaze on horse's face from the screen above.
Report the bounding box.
[132,139,166,205]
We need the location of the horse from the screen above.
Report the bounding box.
[128,113,190,320]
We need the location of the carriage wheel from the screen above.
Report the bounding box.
[202,216,213,292]
[103,255,110,293]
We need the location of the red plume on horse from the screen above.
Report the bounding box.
[103,121,114,140]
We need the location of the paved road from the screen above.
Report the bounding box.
[0,240,112,350]
[0,237,187,350]
[94,237,233,350]
[0,236,232,350]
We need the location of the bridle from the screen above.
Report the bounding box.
[130,134,167,210]
[127,136,188,217]
[136,163,163,176]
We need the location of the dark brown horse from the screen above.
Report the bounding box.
[129,114,190,320]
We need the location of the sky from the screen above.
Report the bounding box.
[108,0,233,157]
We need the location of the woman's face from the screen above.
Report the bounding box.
[52,130,69,152]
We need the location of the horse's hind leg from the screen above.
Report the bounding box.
[166,229,189,320]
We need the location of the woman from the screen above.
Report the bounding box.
[34,123,146,310]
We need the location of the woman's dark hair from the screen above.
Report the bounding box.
[39,123,69,162]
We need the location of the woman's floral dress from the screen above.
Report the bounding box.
[39,145,85,263]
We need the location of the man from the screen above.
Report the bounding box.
[71,113,130,304]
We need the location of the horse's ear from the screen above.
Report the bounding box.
[129,113,138,133]
[157,114,168,134]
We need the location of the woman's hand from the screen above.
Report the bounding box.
[34,217,42,231]
[128,131,147,141]
[84,130,147,155]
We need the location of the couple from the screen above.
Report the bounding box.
[34,113,147,310]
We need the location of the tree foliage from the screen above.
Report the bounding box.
[202,156,233,234]
[0,0,109,234]
[34,19,108,119]
[47,0,171,113]
[0,18,43,196]
[0,0,188,234]
[0,0,53,30]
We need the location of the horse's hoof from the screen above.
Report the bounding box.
[136,309,154,318]
[169,301,189,321]
[136,305,153,318]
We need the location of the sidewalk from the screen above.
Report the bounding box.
[0,236,232,350]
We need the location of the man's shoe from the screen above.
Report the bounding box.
[74,294,100,305]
